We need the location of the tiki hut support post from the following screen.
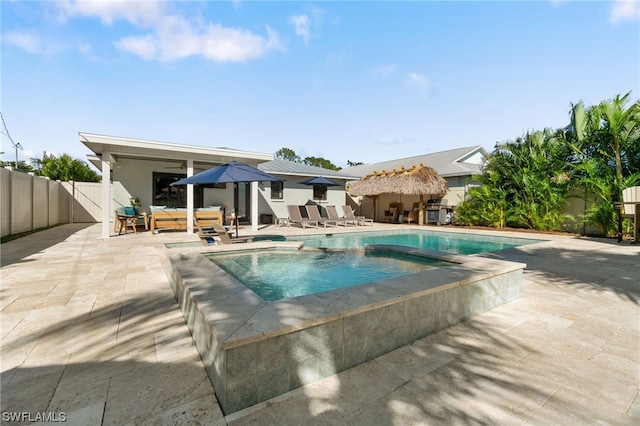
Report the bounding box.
[418,194,424,225]
[372,195,378,222]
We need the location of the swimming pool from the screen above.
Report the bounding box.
[283,229,539,254]
[208,249,451,301]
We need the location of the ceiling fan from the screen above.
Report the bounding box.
[164,161,206,172]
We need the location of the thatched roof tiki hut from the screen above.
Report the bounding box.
[348,164,448,224]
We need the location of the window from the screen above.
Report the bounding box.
[153,173,187,208]
[313,185,327,200]
[271,181,283,200]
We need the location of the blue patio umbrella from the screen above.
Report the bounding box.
[172,161,285,237]
[299,176,341,186]
[299,176,341,204]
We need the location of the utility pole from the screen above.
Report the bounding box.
[15,142,22,166]
[1,112,22,167]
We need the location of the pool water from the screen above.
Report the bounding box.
[208,250,450,301]
[285,230,539,254]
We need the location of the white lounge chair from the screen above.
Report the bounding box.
[305,205,339,228]
[343,205,373,226]
[287,205,318,229]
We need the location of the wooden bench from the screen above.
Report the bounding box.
[151,210,223,233]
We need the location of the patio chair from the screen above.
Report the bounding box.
[326,205,356,226]
[383,202,402,223]
[342,205,373,226]
[305,205,339,228]
[115,207,148,234]
[287,205,318,229]
[405,202,420,224]
[619,186,640,243]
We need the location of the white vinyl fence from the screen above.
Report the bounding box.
[1,167,104,238]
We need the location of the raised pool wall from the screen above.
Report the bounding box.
[165,242,526,415]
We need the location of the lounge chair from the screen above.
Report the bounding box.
[342,205,373,226]
[196,221,253,245]
[306,205,339,227]
[326,205,357,226]
[287,205,318,228]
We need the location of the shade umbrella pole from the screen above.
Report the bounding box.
[234,183,239,237]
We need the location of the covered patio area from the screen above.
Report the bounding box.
[80,132,274,239]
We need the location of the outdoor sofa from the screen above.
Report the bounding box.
[150,206,224,233]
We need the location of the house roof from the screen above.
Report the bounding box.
[343,145,487,178]
[258,158,360,180]
[80,132,273,169]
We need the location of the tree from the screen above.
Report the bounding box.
[274,148,301,163]
[456,129,573,231]
[303,156,341,171]
[32,153,100,182]
[570,92,640,189]
[347,160,364,167]
[0,160,34,172]
[567,92,640,235]
[274,147,342,170]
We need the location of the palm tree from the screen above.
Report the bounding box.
[567,92,640,235]
[570,92,640,190]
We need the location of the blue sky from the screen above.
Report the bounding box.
[2,1,639,169]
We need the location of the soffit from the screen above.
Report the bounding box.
[79,132,273,166]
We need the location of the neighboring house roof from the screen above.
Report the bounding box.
[343,145,488,178]
[258,158,361,180]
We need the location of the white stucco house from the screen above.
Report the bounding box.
[80,132,360,238]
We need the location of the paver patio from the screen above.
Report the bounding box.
[1,223,638,425]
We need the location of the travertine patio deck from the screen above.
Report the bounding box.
[1,223,638,425]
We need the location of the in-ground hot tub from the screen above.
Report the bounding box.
[165,242,526,415]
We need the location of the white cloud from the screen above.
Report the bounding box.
[406,72,430,93]
[609,0,640,23]
[114,35,158,60]
[201,24,282,63]
[290,14,311,44]
[2,30,42,54]
[51,0,283,63]
[55,0,166,26]
[374,64,397,76]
